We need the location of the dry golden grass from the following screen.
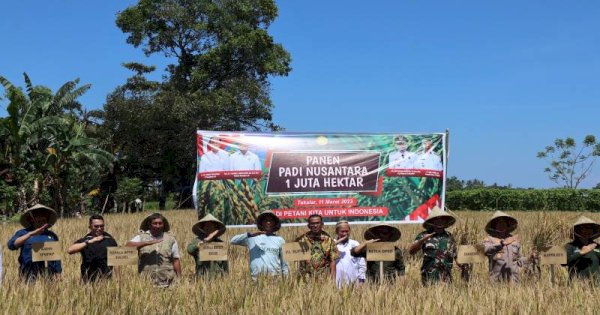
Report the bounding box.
[1,210,600,315]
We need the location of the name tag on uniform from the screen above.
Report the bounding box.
[367,242,395,261]
[107,247,138,266]
[199,243,228,261]
[540,246,567,265]
[282,242,311,261]
[456,245,485,264]
[32,242,62,262]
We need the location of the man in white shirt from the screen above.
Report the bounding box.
[199,137,230,172]
[414,138,443,170]
[334,221,366,287]
[230,140,262,171]
[388,135,417,169]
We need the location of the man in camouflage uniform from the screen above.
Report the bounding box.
[409,207,458,285]
[296,214,339,280]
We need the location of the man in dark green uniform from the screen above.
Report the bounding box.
[566,216,600,281]
[187,214,228,277]
[409,206,459,285]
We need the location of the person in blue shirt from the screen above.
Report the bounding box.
[231,210,289,279]
[7,204,62,282]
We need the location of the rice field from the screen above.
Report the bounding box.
[1,210,599,315]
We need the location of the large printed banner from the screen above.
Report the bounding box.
[193,131,446,226]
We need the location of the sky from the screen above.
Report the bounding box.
[1,1,599,188]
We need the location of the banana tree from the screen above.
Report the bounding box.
[1,74,114,215]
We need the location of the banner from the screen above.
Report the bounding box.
[193,131,447,226]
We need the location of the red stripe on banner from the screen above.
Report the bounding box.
[409,194,440,221]
[197,134,204,157]
[294,198,357,208]
[198,170,263,180]
[220,134,238,150]
[264,149,273,168]
[386,168,443,178]
[273,207,388,219]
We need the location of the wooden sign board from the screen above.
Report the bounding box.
[32,242,61,262]
[366,242,395,261]
[199,243,228,261]
[282,242,311,262]
[456,245,485,264]
[107,247,138,266]
[540,246,567,265]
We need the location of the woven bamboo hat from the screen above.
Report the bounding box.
[20,204,58,228]
[140,213,171,232]
[423,206,456,229]
[364,224,401,242]
[485,211,518,234]
[256,210,281,232]
[573,216,600,239]
[192,213,226,237]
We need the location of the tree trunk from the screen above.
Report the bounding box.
[18,186,28,213]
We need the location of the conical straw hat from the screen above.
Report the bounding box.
[423,206,456,229]
[140,213,171,232]
[364,224,401,242]
[573,216,600,239]
[485,211,518,234]
[20,204,58,228]
[256,210,281,232]
[192,213,226,238]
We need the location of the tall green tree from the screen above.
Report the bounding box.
[537,135,600,189]
[104,0,291,207]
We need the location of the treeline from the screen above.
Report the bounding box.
[0,0,290,217]
[446,188,600,211]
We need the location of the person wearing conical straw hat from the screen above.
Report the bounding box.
[565,216,600,281]
[409,206,459,285]
[482,211,526,282]
[334,220,366,287]
[231,210,289,279]
[7,204,62,282]
[351,224,405,283]
[187,214,228,277]
[126,213,181,288]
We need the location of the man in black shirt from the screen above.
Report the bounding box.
[68,214,118,282]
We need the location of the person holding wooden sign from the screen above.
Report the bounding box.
[231,210,289,279]
[296,214,339,280]
[187,214,228,277]
[409,207,458,285]
[351,224,405,283]
[67,214,118,282]
[126,213,181,288]
[334,220,366,287]
[565,216,600,281]
[482,211,526,283]
[7,204,62,282]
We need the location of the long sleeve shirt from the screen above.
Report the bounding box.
[335,239,366,287]
[566,240,600,280]
[200,150,230,172]
[7,228,62,281]
[231,233,289,279]
[483,235,524,282]
[186,237,229,277]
